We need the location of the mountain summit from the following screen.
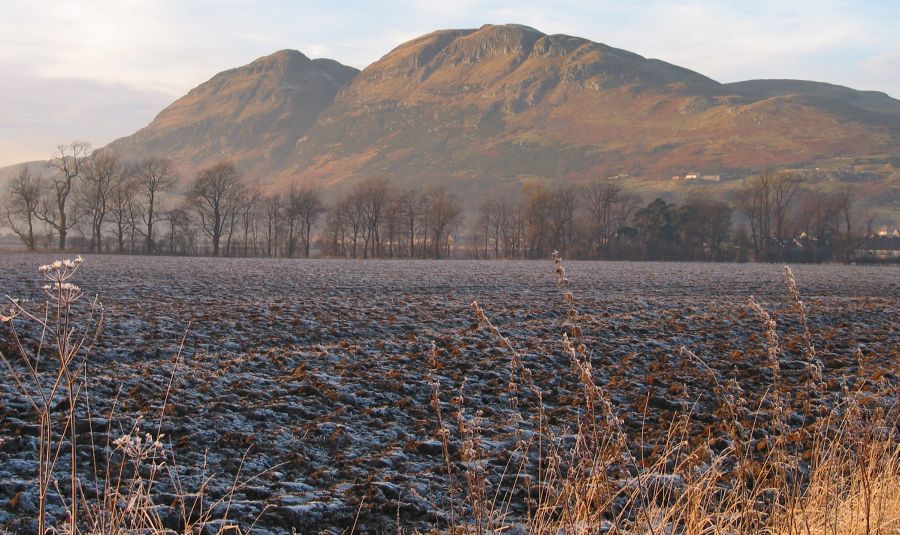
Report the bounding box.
[107,49,358,180]
[276,24,898,197]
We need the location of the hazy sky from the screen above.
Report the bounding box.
[2,0,898,167]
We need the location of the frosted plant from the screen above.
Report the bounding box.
[114,432,166,462]
[37,256,85,306]
[0,256,100,535]
[0,300,18,322]
[783,266,824,388]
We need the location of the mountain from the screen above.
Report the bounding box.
[278,24,899,199]
[3,24,898,213]
[106,50,358,182]
[725,79,900,117]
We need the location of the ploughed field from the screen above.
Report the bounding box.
[0,254,898,533]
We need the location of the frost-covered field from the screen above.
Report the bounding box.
[1,254,898,533]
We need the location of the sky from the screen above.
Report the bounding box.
[1,0,899,168]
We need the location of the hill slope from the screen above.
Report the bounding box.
[106,50,358,181]
[725,79,900,117]
[277,24,898,200]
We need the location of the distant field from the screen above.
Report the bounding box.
[1,255,898,532]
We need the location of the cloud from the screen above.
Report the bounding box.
[612,1,867,84]
[356,0,900,96]
[5,0,898,94]
[0,64,172,167]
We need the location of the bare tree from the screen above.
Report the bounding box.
[262,193,281,257]
[603,190,641,257]
[36,141,92,249]
[109,171,139,254]
[164,207,193,255]
[584,179,620,256]
[324,196,353,257]
[490,199,512,258]
[4,167,43,250]
[771,172,800,256]
[493,200,525,258]
[425,186,462,259]
[132,157,178,253]
[474,197,514,259]
[284,182,303,257]
[282,181,328,258]
[474,199,493,258]
[384,193,404,257]
[238,186,261,257]
[297,185,326,258]
[78,150,121,252]
[733,186,762,257]
[223,192,242,256]
[340,190,369,258]
[396,189,421,258]
[357,177,391,259]
[734,169,799,260]
[830,186,872,262]
[523,184,553,258]
[547,184,579,257]
[796,188,844,261]
[189,161,244,256]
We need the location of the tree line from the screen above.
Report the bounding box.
[3,142,873,262]
[1,142,467,259]
[471,172,871,262]
[4,143,253,257]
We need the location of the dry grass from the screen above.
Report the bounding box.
[431,254,900,535]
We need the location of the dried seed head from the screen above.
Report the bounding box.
[471,300,488,326]
[0,300,18,322]
[783,266,801,309]
[114,431,165,460]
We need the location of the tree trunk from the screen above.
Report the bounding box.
[304,226,312,258]
[146,196,155,253]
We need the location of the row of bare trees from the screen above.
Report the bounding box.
[257,180,327,258]
[2,145,873,262]
[734,169,872,262]
[4,142,181,253]
[470,182,734,261]
[321,177,464,259]
[468,172,870,262]
[1,144,465,259]
[3,143,252,256]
